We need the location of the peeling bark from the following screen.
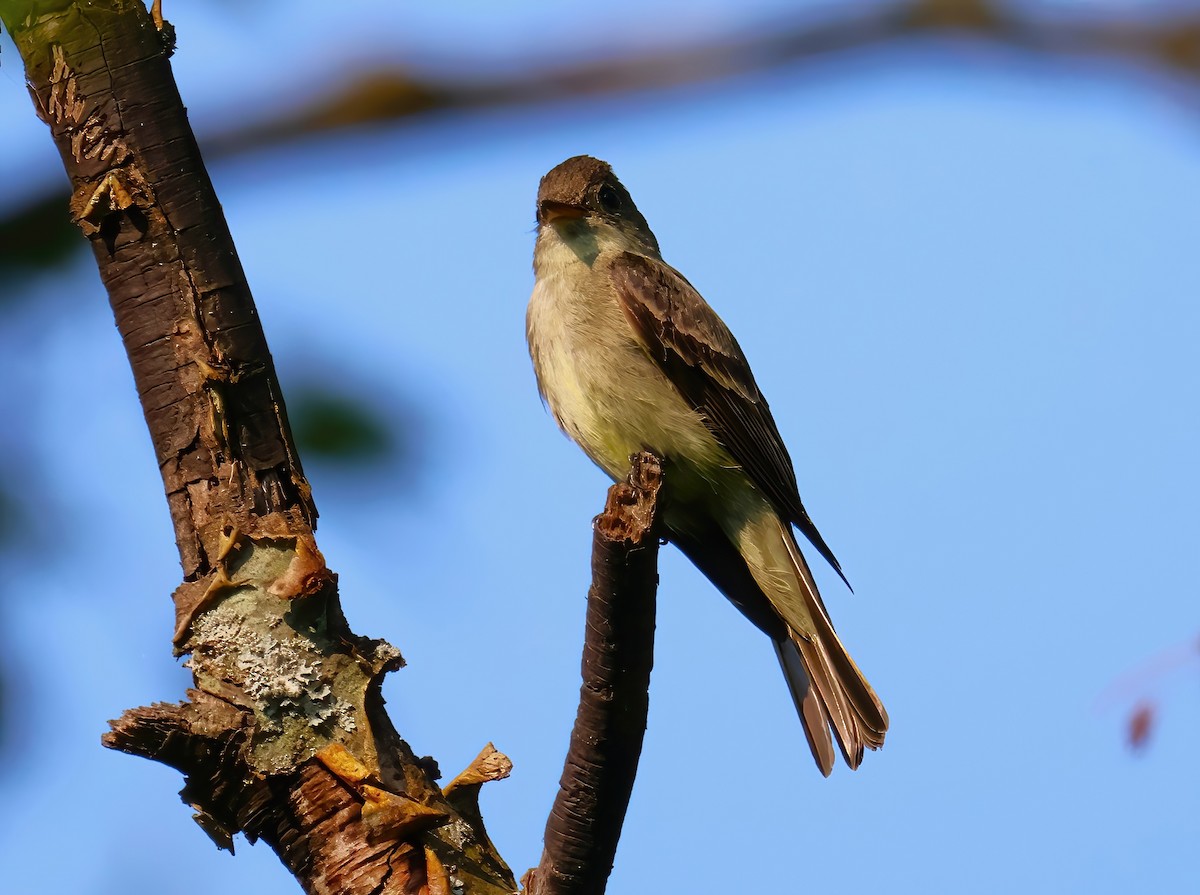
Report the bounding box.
[2,2,671,891]
[1,2,515,892]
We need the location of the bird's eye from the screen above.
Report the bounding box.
[597,184,621,213]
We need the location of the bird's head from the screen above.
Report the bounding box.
[536,156,661,260]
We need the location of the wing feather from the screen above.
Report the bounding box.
[609,251,848,584]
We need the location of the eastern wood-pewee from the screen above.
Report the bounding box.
[526,155,887,775]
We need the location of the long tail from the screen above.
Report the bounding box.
[748,515,888,775]
[672,506,888,775]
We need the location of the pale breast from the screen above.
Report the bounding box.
[527,239,730,483]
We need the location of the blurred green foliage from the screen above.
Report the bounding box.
[289,385,394,463]
[0,190,75,286]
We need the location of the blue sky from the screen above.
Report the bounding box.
[1,3,1197,893]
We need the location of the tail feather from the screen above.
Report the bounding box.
[676,505,887,774]
[799,634,864,767]
[776,523,889,770]
[773,639,836,776]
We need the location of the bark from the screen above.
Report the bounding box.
[525,453,664,895]
[3,3,670,892]
[1,2,514,892]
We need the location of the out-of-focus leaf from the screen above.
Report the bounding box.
[0,484,13,544]
[1128,702,1154,752]
[0,658,7,763]
[1104,635,1200,757]
[282,372,437,500]
[289,385,395,464]
[0,190,76,285]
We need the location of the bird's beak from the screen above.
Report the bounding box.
[538,200,586,225]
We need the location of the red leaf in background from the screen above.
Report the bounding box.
[1128,702,1155,752]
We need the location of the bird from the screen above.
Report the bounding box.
[525,155,887,775]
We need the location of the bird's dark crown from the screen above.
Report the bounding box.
[537,155,616,208]
[537,155,659,254]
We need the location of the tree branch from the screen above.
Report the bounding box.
[9,2,1200,278]
[525,452,664,895]
[0,2,513,892]
[195,3,1200,159]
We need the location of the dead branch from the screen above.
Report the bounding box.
[525,453,664,895]
[0,2,513,892]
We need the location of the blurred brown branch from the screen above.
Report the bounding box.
[201,2,1200,158]
[6,0,1200,275]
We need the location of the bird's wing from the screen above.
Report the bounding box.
[609,251,847,585]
